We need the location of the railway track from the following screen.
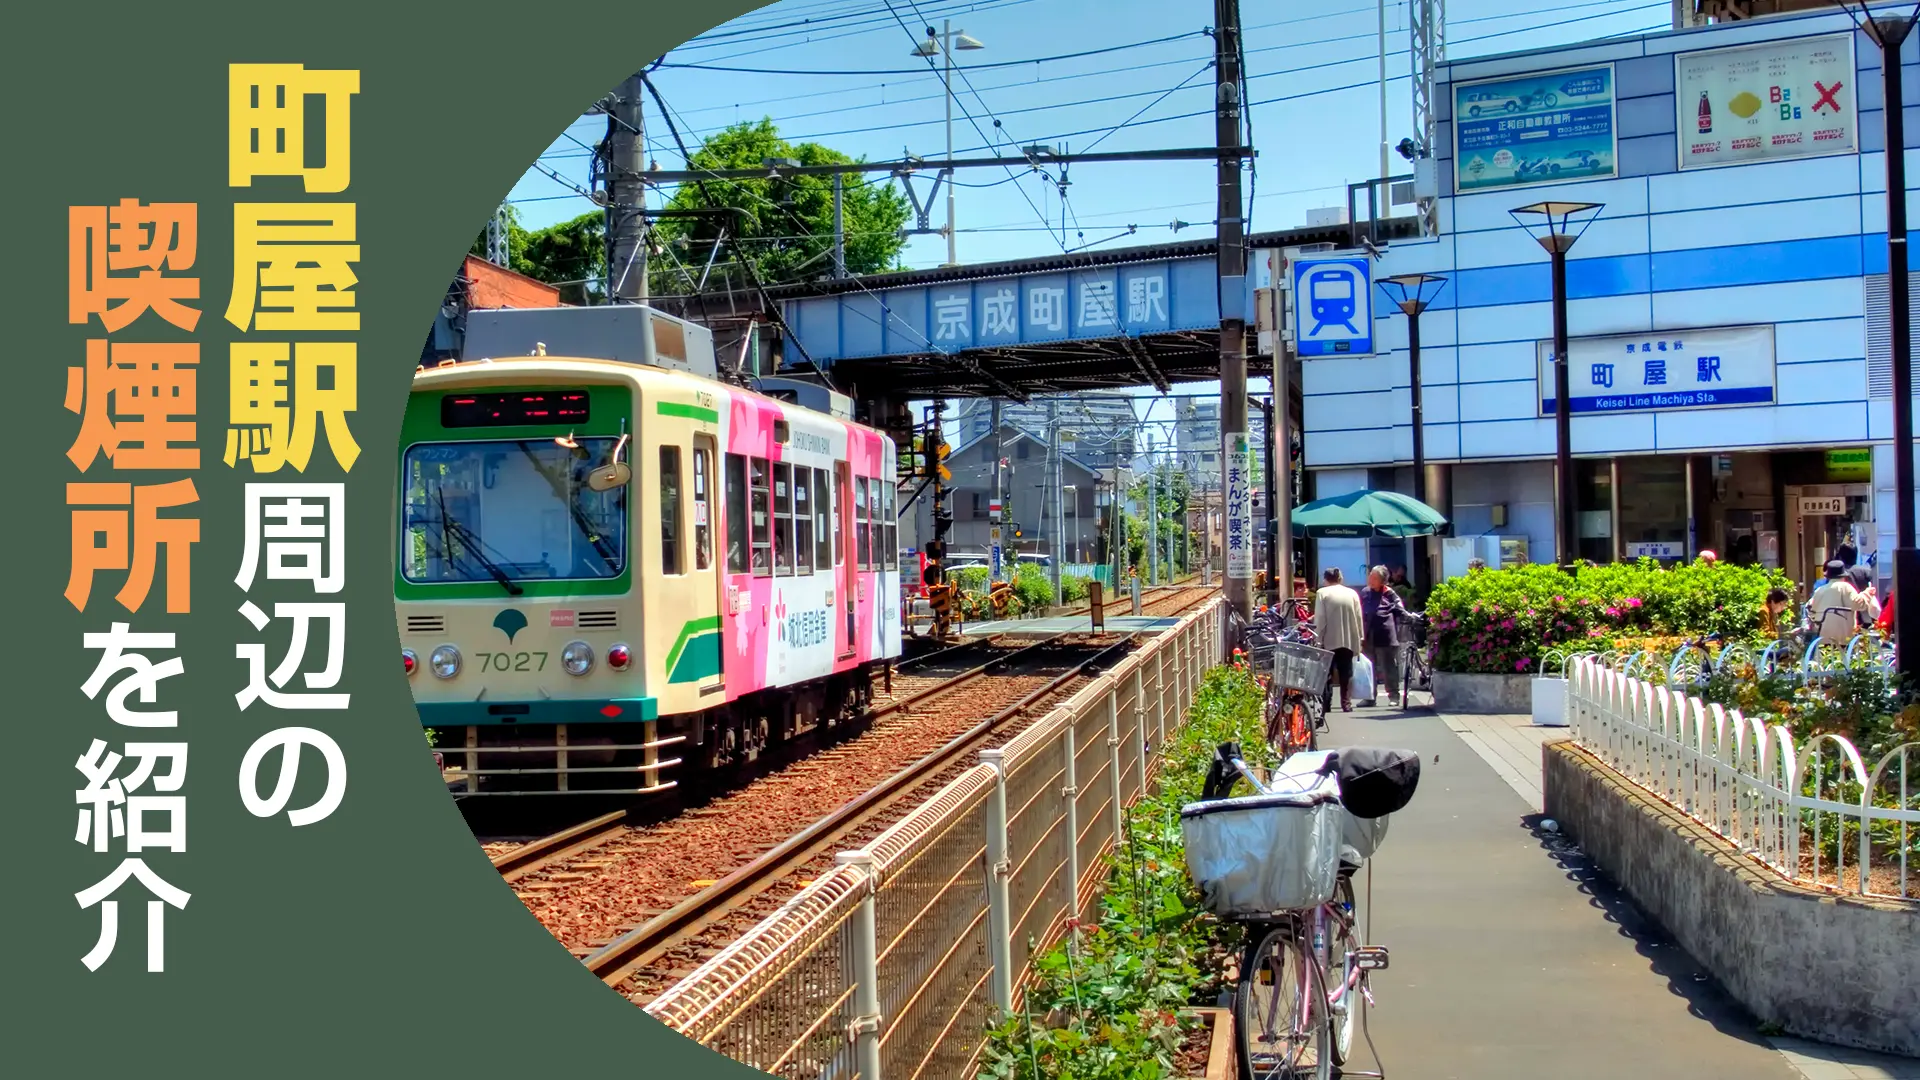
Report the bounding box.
[485,633,1051,881]
[497,634,1133,989]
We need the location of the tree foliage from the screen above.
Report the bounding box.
[648,118,909,293]
[467,204,607,305]
[469,119,908,301]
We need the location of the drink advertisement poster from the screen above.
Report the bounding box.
[1677,33,1856,169]
[1454,64,1616,192]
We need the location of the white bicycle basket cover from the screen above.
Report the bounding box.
[1180,780,1342,916]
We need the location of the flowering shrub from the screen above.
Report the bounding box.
[1424,558,1791,674]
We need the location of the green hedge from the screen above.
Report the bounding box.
[1424,559,1792,674]
[980,662,1275,1079]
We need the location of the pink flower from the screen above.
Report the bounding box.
[1515,657,1532,672]
[1605,606,1621,617]
[1501,618,1515,630]
[1627,597,1643,608]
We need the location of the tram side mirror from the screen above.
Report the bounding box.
[587,461,632,492]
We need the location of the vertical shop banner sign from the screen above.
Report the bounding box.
[1224,433,1253,580]
[1454,64,1615,192]
[1677,34,1855,169]
[1538,324,1776,416]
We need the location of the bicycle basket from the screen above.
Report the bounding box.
[1179,784,1343,915]
[1271,640,1335,695]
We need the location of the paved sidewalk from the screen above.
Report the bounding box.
[1384,706,1920,1080]
[1324,704,1798,1079]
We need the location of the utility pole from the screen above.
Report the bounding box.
[943,20,959,267]
[991,399,1005,583]
[832,173,847,279]
[1049,398,1064,605]
[608,72,649,302]
[1377,0,1390,187]
[1215,0,1252,628]
[1147,448,1159,585]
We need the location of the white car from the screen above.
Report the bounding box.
[1461,90,1522,118]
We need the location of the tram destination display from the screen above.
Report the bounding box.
[441,389,592,427]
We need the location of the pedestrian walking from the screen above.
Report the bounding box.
[1361,565,1409,709]
[1314,567,1363,714]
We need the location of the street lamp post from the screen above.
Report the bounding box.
[1848,4,1920,685]
[912,21,985,266]
[1511,201,1604,568]
[1378,272,1449,596]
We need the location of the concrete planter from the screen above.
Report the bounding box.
[1431,670,1533,714]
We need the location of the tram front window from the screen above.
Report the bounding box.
[400,439,629,585]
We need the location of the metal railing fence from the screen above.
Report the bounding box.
[1566,655,1917,901]
[645,600,1226,1078]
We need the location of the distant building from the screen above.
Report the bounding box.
[905,423,1107,563]
[422,255,564,365]
[946,395,1144,472]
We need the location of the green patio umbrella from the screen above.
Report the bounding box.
[1289,489,1448,539]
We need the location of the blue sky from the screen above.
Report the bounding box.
[506,0,1673,272]
[501,0,1673,436]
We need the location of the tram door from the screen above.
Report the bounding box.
[838,462,855,658]
[692,436,723,694]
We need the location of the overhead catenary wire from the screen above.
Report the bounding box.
[636,0,1647,138]
[882,0,1066,252]
[509,1,1666,254]
[530,0,1662,159]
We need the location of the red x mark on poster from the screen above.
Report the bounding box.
[1814,80,1843,113]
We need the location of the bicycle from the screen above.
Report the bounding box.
[1245,599,1316,673]
[1266,639,1334,758]
[1190,742,1419,1080]
[1398,613,1432,707]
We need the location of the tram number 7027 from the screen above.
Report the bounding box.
[479,651,550,672]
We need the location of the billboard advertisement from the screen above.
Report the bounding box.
[1537,325,1776,416]
[1676,33,1856,169]
[1454,64,1616,192]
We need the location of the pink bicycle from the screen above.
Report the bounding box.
[1188,744,1420,1080]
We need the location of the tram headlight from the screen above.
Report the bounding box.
[402,649,417,676]
[429,644,461,679]
[562,640,595,676]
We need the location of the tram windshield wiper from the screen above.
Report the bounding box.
[437,489,523,596]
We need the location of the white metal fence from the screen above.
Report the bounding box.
[645,599,1227,1079]
[1565,655,1918,900]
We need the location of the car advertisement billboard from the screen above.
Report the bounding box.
[1454,64,1616,193]
[1675,33,1855,170]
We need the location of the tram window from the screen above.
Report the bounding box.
[725,453,748,575]
[834,463,849,567]
[693,444,713,571]
[794,466,814,575]
[774,462,795,576]
[867,481,883,575]
[660,446,684,576]
[750,457,771,577]
[813,468,831,570]
[855,476,872,571]
[882,482,898,571]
